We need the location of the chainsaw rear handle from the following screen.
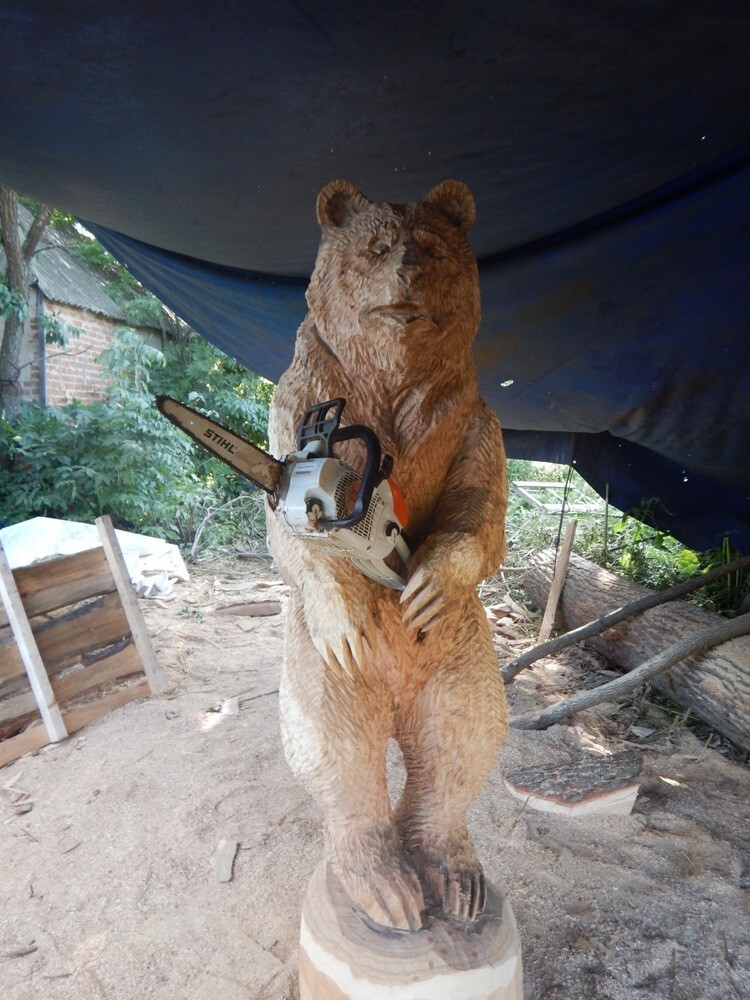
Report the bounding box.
[323,423,383,529]
[296,398,390,530]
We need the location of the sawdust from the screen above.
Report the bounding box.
[1,560,749,999]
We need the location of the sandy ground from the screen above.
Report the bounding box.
[1,560,749,1000]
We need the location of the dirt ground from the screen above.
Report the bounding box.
[1,559,749,999]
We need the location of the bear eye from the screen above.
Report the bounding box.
[368,237,392,257]
[367,223,399,258]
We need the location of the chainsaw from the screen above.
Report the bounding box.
[156,395,410,589]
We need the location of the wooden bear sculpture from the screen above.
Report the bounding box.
[267,179,508,932]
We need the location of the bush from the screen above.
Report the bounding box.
[504,465,749,615]
[0,329,272,556]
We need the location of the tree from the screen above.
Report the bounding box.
[0,188,53,415]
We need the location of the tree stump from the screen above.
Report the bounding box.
[299,862,523,1000]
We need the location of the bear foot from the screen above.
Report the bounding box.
[400,829,487,923]
[421,857,487,922]
[330,824,425,932]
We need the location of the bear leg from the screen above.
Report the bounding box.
[394,603,508,922]
[280,592,424,931]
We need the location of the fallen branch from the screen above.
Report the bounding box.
[511,612,750,730]
[503,553,750,683]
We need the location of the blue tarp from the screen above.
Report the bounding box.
[0,1,748,551]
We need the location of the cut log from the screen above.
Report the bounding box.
[299,862,522,1000]
[522,551,750,753]
[504,751,643,816]
[504,553,750,682]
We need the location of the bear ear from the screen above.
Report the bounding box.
[317,179,371,229]
[423,179,476,232]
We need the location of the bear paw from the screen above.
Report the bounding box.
[399,828,488,923]
[331,831,425,931]
[422,858,487,923]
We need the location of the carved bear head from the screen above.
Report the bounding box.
[306,180,480,372]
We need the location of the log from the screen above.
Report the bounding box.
[504,553,750,682]
[503,750,643,816]
[512,613,750,733]
[522,551,750,753]
[299,862,522,1000]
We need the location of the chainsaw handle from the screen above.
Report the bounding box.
[321,424,382,529]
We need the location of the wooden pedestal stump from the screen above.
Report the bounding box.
[299,863,522,1000]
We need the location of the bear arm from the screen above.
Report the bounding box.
[424,403,508,583]
[266,508,376,674]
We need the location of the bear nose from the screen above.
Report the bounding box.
[399,240,420,270]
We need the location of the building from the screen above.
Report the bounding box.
[1,204,163,407]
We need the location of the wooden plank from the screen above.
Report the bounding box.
[538,520,577,642]
[0,547,116,627]
[0,680,150,769]
[55,642,143,704]
[0,592,131,685]
[0,641,142,728]
[0,629,25,687]
[0,721,45,769]
[96,516,166,694]
[0,705,35,740]
[0,543,67,743]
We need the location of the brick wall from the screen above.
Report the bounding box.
[43,301,122,405]
[16,299,158,407]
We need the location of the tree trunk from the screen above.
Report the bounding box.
[523,550,750,753]
[0,189,52,416]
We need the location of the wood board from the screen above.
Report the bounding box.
[0,516,165,767]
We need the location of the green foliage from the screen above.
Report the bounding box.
[505,465,749,614]
[67,228,173,332]
[0,329,272,557]
[506,458,568,483]
[146,334,273,448]
[38,311,83,347]
[0,277,28,320]
[691,538,750,615]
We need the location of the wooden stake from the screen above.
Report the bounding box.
[0,542,67,743]
[537,520,577,642]
[95,516,166,694]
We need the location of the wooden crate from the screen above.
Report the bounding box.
[0,515,166,768]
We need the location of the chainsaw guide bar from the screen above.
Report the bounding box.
[156,396,283,494]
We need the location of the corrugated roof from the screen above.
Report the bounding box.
[1,205,160,328]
